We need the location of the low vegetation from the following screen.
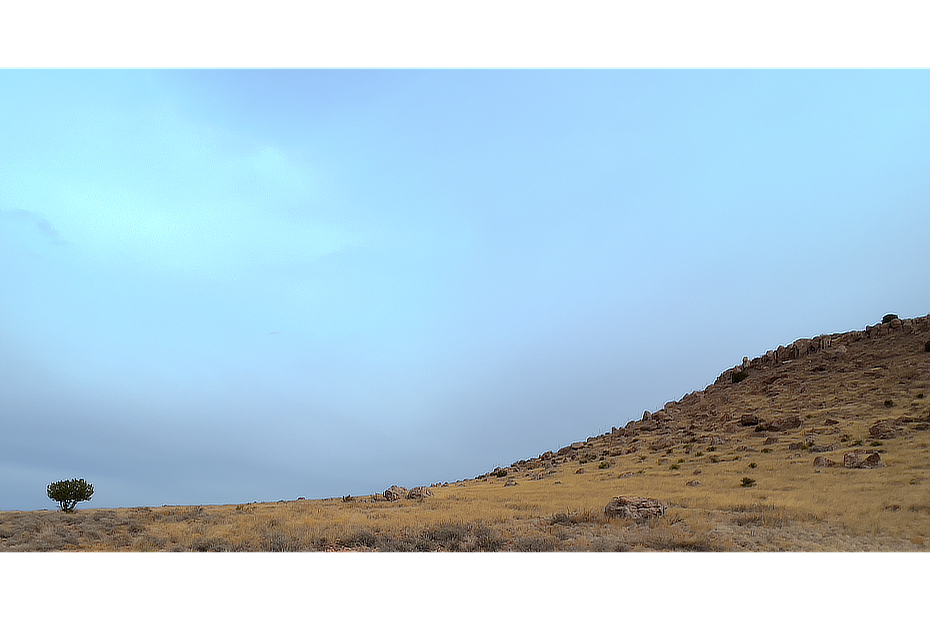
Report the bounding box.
[3,313,929,552]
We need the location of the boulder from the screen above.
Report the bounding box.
[843,451,883,469]
[763,437,779,445]
[869,420,899,440]
[810,444,839,453]
[604,496,667,522]
[861,453,885,469]
[740,414,763,426]
[843,452,862,469]
[685,480,701,487]
[383,485,408,501]
[503,479,518,487]
[758,416,802,432]
[406,486,433,500]
[813,456,837,467]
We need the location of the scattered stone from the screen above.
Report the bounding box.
[813,456,837,467]
[735,445,757,452]
[617,472,634,479]
[788,442,806,451]
[763,437,779,445]
[740,414,763,426]
[686,480,701,487]
[824,418,840,425]
[604,496,667,522]
[503,479,518,487]
[844,452,862,469]
[810,444,839,453]
[574,468,585,475]
[692,469,702,475]
[710,436,727,446]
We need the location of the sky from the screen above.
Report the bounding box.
[2,69,930,511]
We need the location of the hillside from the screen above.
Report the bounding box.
[3,313,930,551]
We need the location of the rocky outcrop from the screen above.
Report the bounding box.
[813,456,837,467]
[604,496,667,522]
[715,315,930,385]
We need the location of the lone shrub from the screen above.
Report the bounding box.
[731,370,748,384]
[740,477,756,488]
[47,478,94,512]
[924,341,930,353]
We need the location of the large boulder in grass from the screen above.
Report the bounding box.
[605,496,667,523]
[406,486,433,500]
[843,451,885,469]
[384,485,408,501]
[869,420,899,440]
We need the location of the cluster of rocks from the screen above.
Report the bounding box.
[870,416,930,438]
[368,315,930,520]
[812,451,885,469]
[716,315,930,385]
[382,485,434,501]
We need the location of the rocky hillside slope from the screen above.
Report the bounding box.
[498,313,930,481]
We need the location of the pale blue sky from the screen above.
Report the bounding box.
[2,70,929,510]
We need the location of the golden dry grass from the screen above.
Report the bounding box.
[3,316,929,551]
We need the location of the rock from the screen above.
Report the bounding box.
[692,469,702,475]
[503,479,518,487]
[604,496,667,522]
[843,450,883,469]
[650,437,676,451]
[617,472,634,479]
[813,456,837,467]
[810,444,839,453]
[710,436,727,446]
[384,485,408,501]
[740,414,763,426]
[869,420,899,439]
[686,480,701,487]
[735,445,757,452]
[574,468,585,475]
[844,452,863,469]
[763,437,779,445]
[788,442,806,451]
[406,486,433,500]
[824,418,840,425]
[758,416,803,432]
[861,453,885,469]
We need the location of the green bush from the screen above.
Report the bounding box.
[47,478,94,512]
[924,341,930,353]
[749,462,758,469]
[598,460,611,470]
[740,477,756,488]
[731,370,748,384]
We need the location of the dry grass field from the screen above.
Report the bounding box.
[3,314,929,552]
